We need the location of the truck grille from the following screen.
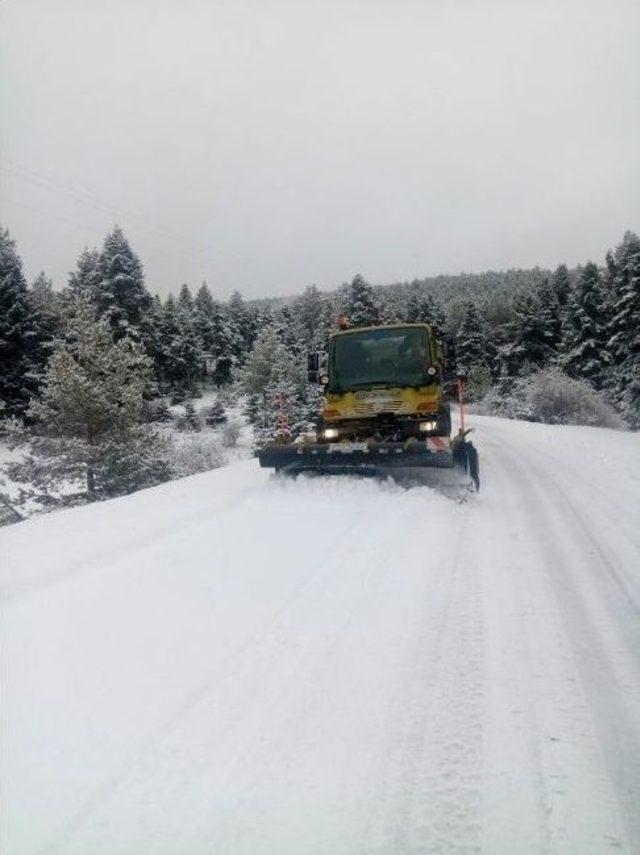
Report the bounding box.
[353,399,404,416]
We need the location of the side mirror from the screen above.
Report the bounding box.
[307,352,320,383]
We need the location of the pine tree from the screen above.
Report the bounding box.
[405,291,443,328]
[96,226,152,341]
[274,305,300,355]
[193,282,222,384]
[537,277,563,357]
[241,325,310,442]
[68,247,101,301]
[241,325,286,397]
[227,290,256,366]
[295,284,324,348]
[140,293,165,387]
[497,291,555,378]
[209,299,234,385]
[6,299,171,502]
[551,264,571,310]
[157,294,203,397]
[560,262,608,388]
[193,281,215,351]
[619,362,640,428]
[28,271,64,370]
[606,234,640,424]
[177,283,195,317]
[341,275,380,327]
[195,281,214,316]
[455,302,486,372]
[607,231,640,369]
[204,398,227,427]
[0,226,43,417]
[377,290,404,324]
[177,400,201,432]
[602,251,618,323]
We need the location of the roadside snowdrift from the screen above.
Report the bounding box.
[1,416,639,855]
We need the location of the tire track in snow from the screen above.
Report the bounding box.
[535,461,640,613]
[364,504,485,855]
[490,441,640,852]
[470,460,554,855]
[193,500,454,854]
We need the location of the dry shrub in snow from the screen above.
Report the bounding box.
[145,399,173,423]
[483,367,624,429]
[216,384,241,407]
[523,369,624,428]
[171,433,226,478]
[221,418,242,448]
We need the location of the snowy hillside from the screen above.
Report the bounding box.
[1,415,639,854]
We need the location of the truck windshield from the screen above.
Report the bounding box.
[329,328,431,392]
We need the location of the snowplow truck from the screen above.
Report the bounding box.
[257,322,479,489]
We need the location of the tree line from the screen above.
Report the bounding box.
[0,223,638,505]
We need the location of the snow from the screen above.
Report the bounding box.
[0,392,253,518]
[1,415,639,854]
[0,443,26,506]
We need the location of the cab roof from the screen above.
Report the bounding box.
[330,322,433,339]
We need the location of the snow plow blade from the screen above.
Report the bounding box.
[257,435,479,490]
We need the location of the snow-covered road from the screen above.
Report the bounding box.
[2,416,639,854]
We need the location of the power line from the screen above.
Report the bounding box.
[0,155,223,276]
[1,158,188,246]
[2,194,211,277]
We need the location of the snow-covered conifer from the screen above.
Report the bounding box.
[156,294,203,396]
[606,234,640,423]
[497,292,554,378]
[274,305,301,355]
[405,292,443,328]
[536,277,563,357]
[455,302,486,373]
[67,248,101,301]
[551,264,571,310]
[177,283,195,317]
[295,284,324,348]
[27,271,64,371]
[204,398,227,427]
[6,299,171,502]
[177,401,202,432]
[227,290,257,366]
[241,325,311,442]
[96,226,152,341]
[0,227,43,417]
[560,262,609,388]
[341,275,380,327]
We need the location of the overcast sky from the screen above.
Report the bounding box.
[1,0,638,299]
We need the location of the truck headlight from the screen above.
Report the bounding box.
[419,420,437,432]
[323,428,339,439]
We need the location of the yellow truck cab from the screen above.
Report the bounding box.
[316,323,451,442]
